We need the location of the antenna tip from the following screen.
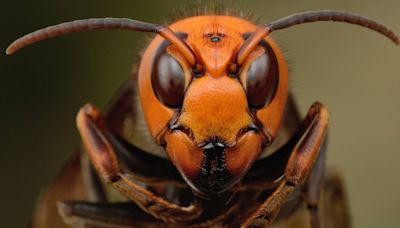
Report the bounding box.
[5,46,15,55]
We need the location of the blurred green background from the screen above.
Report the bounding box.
[1,0,399,227]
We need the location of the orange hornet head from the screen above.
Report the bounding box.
[138,15,289,195]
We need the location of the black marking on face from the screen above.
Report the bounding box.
[192,140,231,195]
[210,36,221,42]
[205,33,225,43]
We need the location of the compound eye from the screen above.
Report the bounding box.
[246,52,279,109]
[152,53,186,108]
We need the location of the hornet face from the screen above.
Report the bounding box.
[138,16,288,196]
[167,75,263,194]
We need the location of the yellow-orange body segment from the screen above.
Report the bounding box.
[138,15,288,194]
[138,15,288,144]
[178,75,251,146]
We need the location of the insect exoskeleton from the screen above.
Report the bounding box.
[138,15,286,195]
[7,7,399,228]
